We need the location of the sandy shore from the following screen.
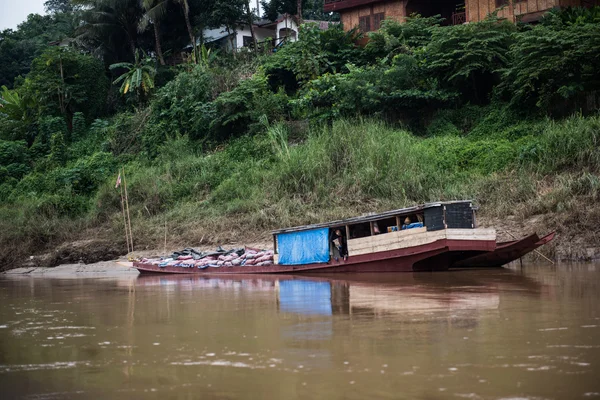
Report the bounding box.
[2,242,273,276]
[2,260,139,278]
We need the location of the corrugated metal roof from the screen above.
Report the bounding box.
[271,200,474,235]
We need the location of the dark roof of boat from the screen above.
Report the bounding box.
[271,200,474,235]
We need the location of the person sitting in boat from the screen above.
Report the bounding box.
[402,216,424,230]
[373,222,381,235]
[331,229,348,261]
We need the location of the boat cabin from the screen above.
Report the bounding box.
[271,201,478,265]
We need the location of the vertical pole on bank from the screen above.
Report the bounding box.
[119,169,131,254]
[123,168,134,256]
[164,217,168,256]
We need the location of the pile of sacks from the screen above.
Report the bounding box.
[140,247,275,269]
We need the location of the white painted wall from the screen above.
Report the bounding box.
[203,16,304,52]
[234,26,275,49]
[276,16,299,41]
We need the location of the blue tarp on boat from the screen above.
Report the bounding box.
[277,228,330,265]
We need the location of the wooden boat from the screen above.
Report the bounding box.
[133,201,554,275]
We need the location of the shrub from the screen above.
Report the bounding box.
[366,15,444,60]
[211,73,289,140]
[502,22,600,114]
[425,18,516,104]
[296,58,457,122]
[262,23,362,93]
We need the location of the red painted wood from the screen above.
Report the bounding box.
[134,238,498,275]
[453,232,555,268]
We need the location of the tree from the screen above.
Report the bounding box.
[244,0,258,52]
[261,0,331,21]
[211,0,246,55]
[75,0,145,61]
[262,0,300,21]
[44,0,77,14]
[23,47,109,131]
[139,0,168,65]
[175,0,198,62]
[110,50,157,104]
[0,13,77,88]
[296,0,303,24]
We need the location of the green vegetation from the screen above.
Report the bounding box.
[1,3,600,267]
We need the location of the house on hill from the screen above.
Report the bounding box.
[324,0,600,32]
[204,15,334,52]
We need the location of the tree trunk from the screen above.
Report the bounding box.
[227,26,237,59]
[128,38,136,60]
[153,22,166,65]
[245,0,258,52]
[297,0,303,24]
[182,1,197,63]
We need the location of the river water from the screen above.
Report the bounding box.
[1,264,599,399]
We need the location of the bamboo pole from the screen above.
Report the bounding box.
[164,217,167,256]
[504,230,554,265]
[123,168,134,257]
[119,172,131,254]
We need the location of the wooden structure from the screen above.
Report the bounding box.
[133,201,555,275]
[323,0,600,32]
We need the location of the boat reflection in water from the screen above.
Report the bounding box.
[134,269,543,319]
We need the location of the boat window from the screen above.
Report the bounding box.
[375,217,399,234]
[348,222,371,239]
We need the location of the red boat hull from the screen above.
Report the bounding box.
[451,232,556,268]
[134,237,498,275]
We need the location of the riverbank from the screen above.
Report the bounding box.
[1,208,595,274]
[2,116,599,272]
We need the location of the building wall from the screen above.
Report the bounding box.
[276,17,299,41]
[234,26,277,49]
[340,0,407,31]
[465,0,593,22]
[335,0,598,30]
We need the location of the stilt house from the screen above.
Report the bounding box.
[324,0,600,31]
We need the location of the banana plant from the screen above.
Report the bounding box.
[0,86,31,122]
[110,50,157,103]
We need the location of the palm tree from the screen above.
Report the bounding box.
[139,0,168,65]
[74,0,144,61]
[110,50,156,104]
[174,0,197,63]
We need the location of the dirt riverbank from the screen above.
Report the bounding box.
[3,260,138,277]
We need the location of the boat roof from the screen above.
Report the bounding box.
[271,200,474,235]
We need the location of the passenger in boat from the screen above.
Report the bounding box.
[402,216,424,230]
[373,222,381,235]
[331,229,348,261]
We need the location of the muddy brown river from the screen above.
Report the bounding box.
[1,264,599,399]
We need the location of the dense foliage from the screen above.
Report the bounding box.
[1,3,599,267]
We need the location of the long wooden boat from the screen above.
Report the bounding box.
[133,201,554,275]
